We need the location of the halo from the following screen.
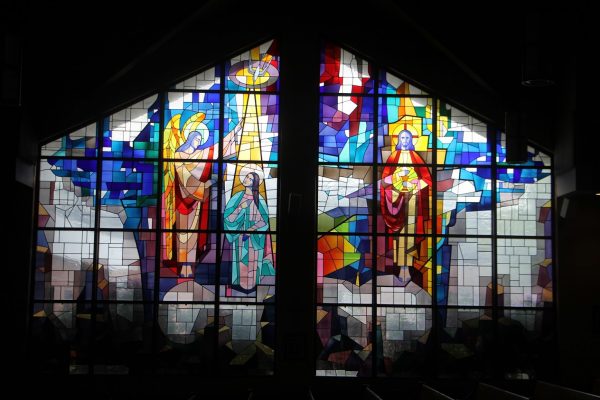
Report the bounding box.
[182,112,209,145]
[238,163,264,185]
[391,122,419,149]
[229,60,279,89]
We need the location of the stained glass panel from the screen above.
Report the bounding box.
[160,233,217,302]
[317,234,372,304]
[218,304,275,375]
[379,71,427,95]
[226,40,279,92]
[35,230,94,301]
[497,238,553,307]
[102,95,160,158]
[376,235,432,306]
[528,146,552,166]
[376,307,432,377]
[497,132,552,166]
[379,97,433,163]
[158,303,214,342]
[163,92,220,160]
[318,165,373,233]
[316,43,554,379]
[319,95,375,163]
[497,168,552,236]
[377,165,433,235]
[221,232,276,302]
[224,93,279,162]
[437,167,492,235]
[97,231,156,301]
[223,162,278,230]
[38,158,97,228]
[437,102,491,165]
[320,42,373,94]
[35,41,280,377]
[42,123,97,157]
[174,65,221,91]
[316,305,372,376]
[441,237,492,307]
[100,160,158,229]
[156,304,216,373]
[161,161,219,232]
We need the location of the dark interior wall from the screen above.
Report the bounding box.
[6,0,597,392]
[16,1,578,158]
[557,194,600,391]
[555,4,600,393]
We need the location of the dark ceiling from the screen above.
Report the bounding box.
[2,0,582,161]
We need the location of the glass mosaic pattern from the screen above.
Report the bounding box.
[100,160,158,229]
[317,234,373,304]
[224,93,279,162]
[102,95,160,158]
[497,132,552,166]
[319,95,375,163]
[316,44,554,377]
[35,230,95,301]
[442,237,493,307]
[34,40,555,378]
[38,158,97,228]
[320,42,373,94]
[42,123,97,157]
[218,305,275,375]
[438,102,491,165]
[225,40,279,92]
[316,305,372,377]
[436,167,492,235]
[97,231,156,301]
[174,66,221,91]
[378,71,427,95]
[379,97,434,164]
[163,91,220,160]
[35,41,280,376]
[376,235,433,306]
[497,168,552,236]
[318,165,373,233]
[376,307,433,377]
[497,238,553,307]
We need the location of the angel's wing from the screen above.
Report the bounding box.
[162,114,182,261]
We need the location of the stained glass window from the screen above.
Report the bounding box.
[33,38,555,380]
[316,43,554,378]
[33,40,279,375]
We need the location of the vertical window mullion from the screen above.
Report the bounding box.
[431,97,438,379]
[90,121,103,374]
[152,92,165,373]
